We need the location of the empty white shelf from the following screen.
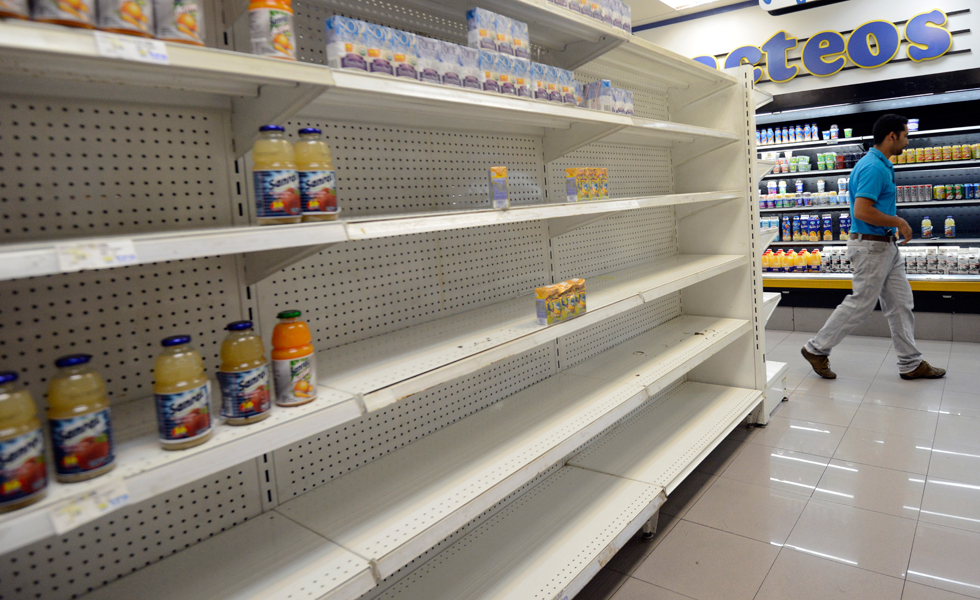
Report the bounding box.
[763,291,781,324]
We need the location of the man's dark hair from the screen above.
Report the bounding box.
[873,114,909,145]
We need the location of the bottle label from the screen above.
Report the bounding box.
[249,8,295,59]
[442,71,462,87]
[273,354,317,406]
[218,365,271,420]
[299,170,338,215]
[50,409,114,476]
[254,169,300,219]
[0,429,47,506]
[155,382,212,444]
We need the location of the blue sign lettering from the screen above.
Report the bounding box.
[761,31,799,83]
[905,9,953,63]
[801,30,846,77]
[724,45,764,83]
[847,20,901,69]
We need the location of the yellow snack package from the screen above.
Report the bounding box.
[568,279,586,316]
[535,285,561,326]
[599,168,609,198]
[565,168,579,203]
[587,168,599,200]
[489,166,509,210]
[555,282,573,321]
[576,169,592,201]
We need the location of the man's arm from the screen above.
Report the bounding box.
[853,197,912,244]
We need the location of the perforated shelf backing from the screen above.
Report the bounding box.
[273,344,557,500]
[0,256,247,406]
[0,461,263,600]
[547,144,673,205]
[0,97,234,244]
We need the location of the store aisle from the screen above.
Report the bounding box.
[578,330,980,600]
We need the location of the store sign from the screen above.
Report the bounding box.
[693,9,953,83]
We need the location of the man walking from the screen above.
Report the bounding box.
[801,114,945,380]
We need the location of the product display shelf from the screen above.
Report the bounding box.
[568,381,762,495]
[760,227,779,249]
[81,512,375,600]
[769,238,980,247]
[757,360,788,424]
[907,125,980,137]
[763,158,980,180]
[756,159,777,186]
[758,137,870,152]
[316,254,747,412]
[762,199,980,214]
[763,272,980,292]
[279,315,749,580]
[0,385,362,556]
[0,191,741,283]
[762,167,852,180]
[762,291,781,324]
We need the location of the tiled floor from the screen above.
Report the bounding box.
[579,330,980,600]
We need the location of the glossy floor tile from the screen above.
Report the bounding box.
[813,459,924,519]
[633,520,779,600]
[784,498,916,578]
[756,549,904,600]
[592,334,980,600]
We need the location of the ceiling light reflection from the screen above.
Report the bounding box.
[785,544,858,565]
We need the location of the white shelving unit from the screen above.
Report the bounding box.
[0,3,764,599]
[763,291,781,323]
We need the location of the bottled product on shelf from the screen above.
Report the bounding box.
[535,279,586,325]
[32,0,95,27]
[922,216,933,238]
[217,321,272,426]
[253,125,301,225]
[0,372,47,513]
[154,336,213,450]
[271,310,317,407]
[249,0,295,60]
[758,122,848,146]
[98,0,154,37]
[839,213,850,240]
[945,216,956,238]
[894,143,980,164]
[47,354,115,482]
[154,0,204,45]
[295,127,339,221]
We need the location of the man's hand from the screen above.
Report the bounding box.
[897,218,912,245]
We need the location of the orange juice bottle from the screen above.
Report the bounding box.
[0,372,47,512]
[154,0,205,45]
[154,336,212,450]
[97,0,154,37]
[249,0,295,60]
[217,321,271,425]
[271,310,317,406]
[253,125,300,225]
[32,0,95,27]
[47,355,115,483]
[295,128,339,222]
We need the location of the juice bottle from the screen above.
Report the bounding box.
[796,250,808,273]
[253,125,300,225]
[154,336,212,450]
[785,250,797,272]
[945,216,956,238]
[774,250,785,272]
[32,0,95,27]
[271,311,317,406]
[0,372,47,512]
[47,355,115,482]
[761,250,771,272]
[0,0,29,19]
[921,216,933,238]
[217,321,272,425]
[97,0,154,37]
[295,128,339,222]
[154,0,205,45]
[249,0,295,60]
[809,249,822,273]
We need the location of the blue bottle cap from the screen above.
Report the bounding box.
[298,127,322,135]
[162,335,191,347]
[259,125,285,132]
[55,354,92,368]
[226,321,254,331]
[0,371,17,384]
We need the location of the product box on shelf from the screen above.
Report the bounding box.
[391,30,418,80]
[326,16,367,71]
[417,36,441,84]
[467,8,498,51]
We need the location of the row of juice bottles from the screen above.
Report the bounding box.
[0,311,317,513]
[762,248,823,273]
[253,125,338,225]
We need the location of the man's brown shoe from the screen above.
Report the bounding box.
[900,360,946,380]
[801,347,836,379]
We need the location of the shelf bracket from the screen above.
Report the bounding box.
[543,122,626,162]
[243,243,338,285]
[547,36,626,71]
[668,80,730,113]
[675,199,729,220]
[231,81,330,157]
[672,137,738,168]
[546,213,611,237]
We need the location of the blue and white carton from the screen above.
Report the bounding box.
[325,16,367,71]
[466,8,497,51]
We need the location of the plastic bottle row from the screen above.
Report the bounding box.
[0,311,316,513]
[757,123,853,146]
[252,125,337,225]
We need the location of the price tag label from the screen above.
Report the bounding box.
[50,481,131,534]
[94,32,169,65]
[56,240,139,273]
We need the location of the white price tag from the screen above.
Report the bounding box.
[50,481,131,534]
[94,32,169,65]
[56,240,139,272]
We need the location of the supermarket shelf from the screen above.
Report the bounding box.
[767,360,788,389]
[895,159,980,171]
[755,88,774,109]
[908,125,980,137]
[763,291,781,324]
[316,254,748,412]
[764,272,980,292]
[303,69,738,161]
[82,512,375,600]
[758,136,870,152]
[569,382,762,494]
[763,199,980,214]
[279,316,748,579]
[375,466,662,600]
[755,159,777,187]
[590,33,736,91]
[761,204,850,213]
[760,227,779,249]
[769,238,980,247]
[0,385,362,555]
[762,167,852,180]
[0,191,740,282]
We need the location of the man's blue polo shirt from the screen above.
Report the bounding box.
[849,147,896,236]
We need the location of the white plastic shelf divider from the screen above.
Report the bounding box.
[0,385,360,555]
[81,512,375,600]
[317,254,748,412]
[763,291,781,324]
[279,315,748,579]
[0,191,740,282]
[756,159,777,186]
[371,466,664,600]
[760,227,778,249]
[569,382,762,494]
